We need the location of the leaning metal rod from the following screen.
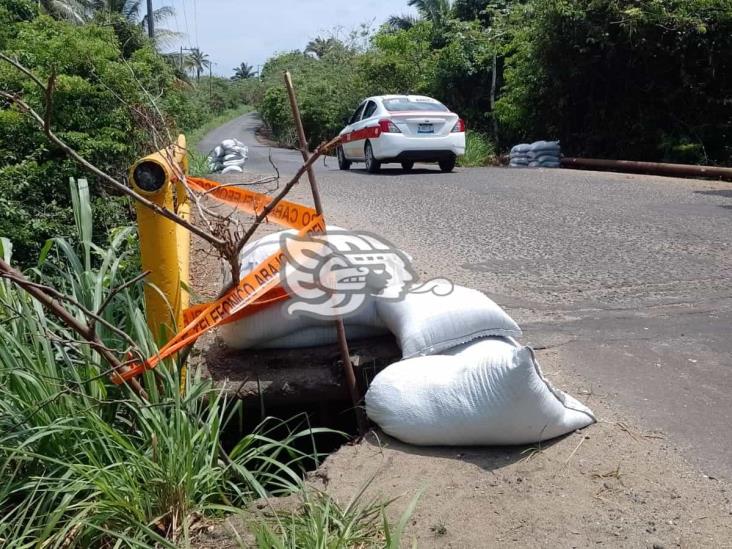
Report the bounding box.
[283,71,368,435]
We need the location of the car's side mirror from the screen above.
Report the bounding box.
[342,116,351,126]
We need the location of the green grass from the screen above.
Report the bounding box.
[457,131,496,167]
[252,481,422,549]
[186,104,253,152]
[0,178,329,547]
[187,150,211,177]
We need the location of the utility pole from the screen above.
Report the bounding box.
[179,47,195,77]
[146,0,154,39]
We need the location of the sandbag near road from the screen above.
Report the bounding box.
[208,138,248,173]
[219,226,390,350]
[376,284,522,359]
[365,337,596,446]
[510,140,561,168]
[219,297,387,349]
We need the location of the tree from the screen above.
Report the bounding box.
[387,0,452,30]
[231,62,255,80]
[38,0,178,46]
[304,36,341,59]
[186,48,210,82]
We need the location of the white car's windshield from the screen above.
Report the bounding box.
[383,98,448,112]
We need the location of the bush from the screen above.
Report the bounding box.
[495,0,732,164]
[458,130,496,167]
[0,14,177,267]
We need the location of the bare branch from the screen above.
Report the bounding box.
[0,52,47,92]
[234,135,341,256]
[44,68,55,133]
[0,91,226,249]
[0,258,146,397]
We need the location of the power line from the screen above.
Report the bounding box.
[181,0,193,49]
[193,0,199,48]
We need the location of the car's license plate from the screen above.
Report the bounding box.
[418,124,434,134]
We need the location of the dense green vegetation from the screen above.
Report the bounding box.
[257,0,731,166]
[0,0,251,268]
[0,180,414,547]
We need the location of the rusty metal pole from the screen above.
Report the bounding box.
[283,71,368,435]
[560,157,732,181]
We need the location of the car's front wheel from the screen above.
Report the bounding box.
[401,161,414,172]
[337,146,351,171]
[439,156,456,173]
[365,141,381,173]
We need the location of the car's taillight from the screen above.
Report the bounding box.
[451,118,466,133]
[378,119,401,133]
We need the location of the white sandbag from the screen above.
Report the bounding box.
[533,154,560,163]
[529,140,560,152]
[224,153,242,161]
[376,284,521,359]
[219,297,387,350]
[221,138,237,149]
[221,165,243,174]
[223,158,246,167]
[365,337,595,446]
[511,143,531,154]
[213,145,223,158]
[235,226,347,278]
[220,225,395,349]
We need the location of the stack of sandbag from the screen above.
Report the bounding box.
[364,282,595,445]
[510,140,561,168]
[207,138,248,174]
[509,143,531,167]
[528,140,560,168]
[217,227,596,446]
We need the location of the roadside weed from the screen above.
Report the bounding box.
[458,131,496,167]
[252,480,422,549]
[0,179,329,547]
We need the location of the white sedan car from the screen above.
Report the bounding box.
[336,95,465,173]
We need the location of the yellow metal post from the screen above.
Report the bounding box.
[129,135,190,341]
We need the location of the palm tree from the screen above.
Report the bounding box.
[231,62,256,80]
[304,36,341,59]
[186,48,210,82]
[40,0,179,46]
[386,0,452,31]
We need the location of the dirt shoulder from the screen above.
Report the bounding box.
[301,350,731,548]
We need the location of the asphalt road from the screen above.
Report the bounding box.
[199,112,732,480]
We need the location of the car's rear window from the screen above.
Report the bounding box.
[383,98,448,112]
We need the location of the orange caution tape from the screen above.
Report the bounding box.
[187,176,320,230]
[111,176,326,385]
[181,286,290,326]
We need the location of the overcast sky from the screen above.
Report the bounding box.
[157,0,416,77]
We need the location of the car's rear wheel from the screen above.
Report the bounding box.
[337,146,351,170]
[439,156,456,173]
[401,161,414,171]
[364,141,380,173]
